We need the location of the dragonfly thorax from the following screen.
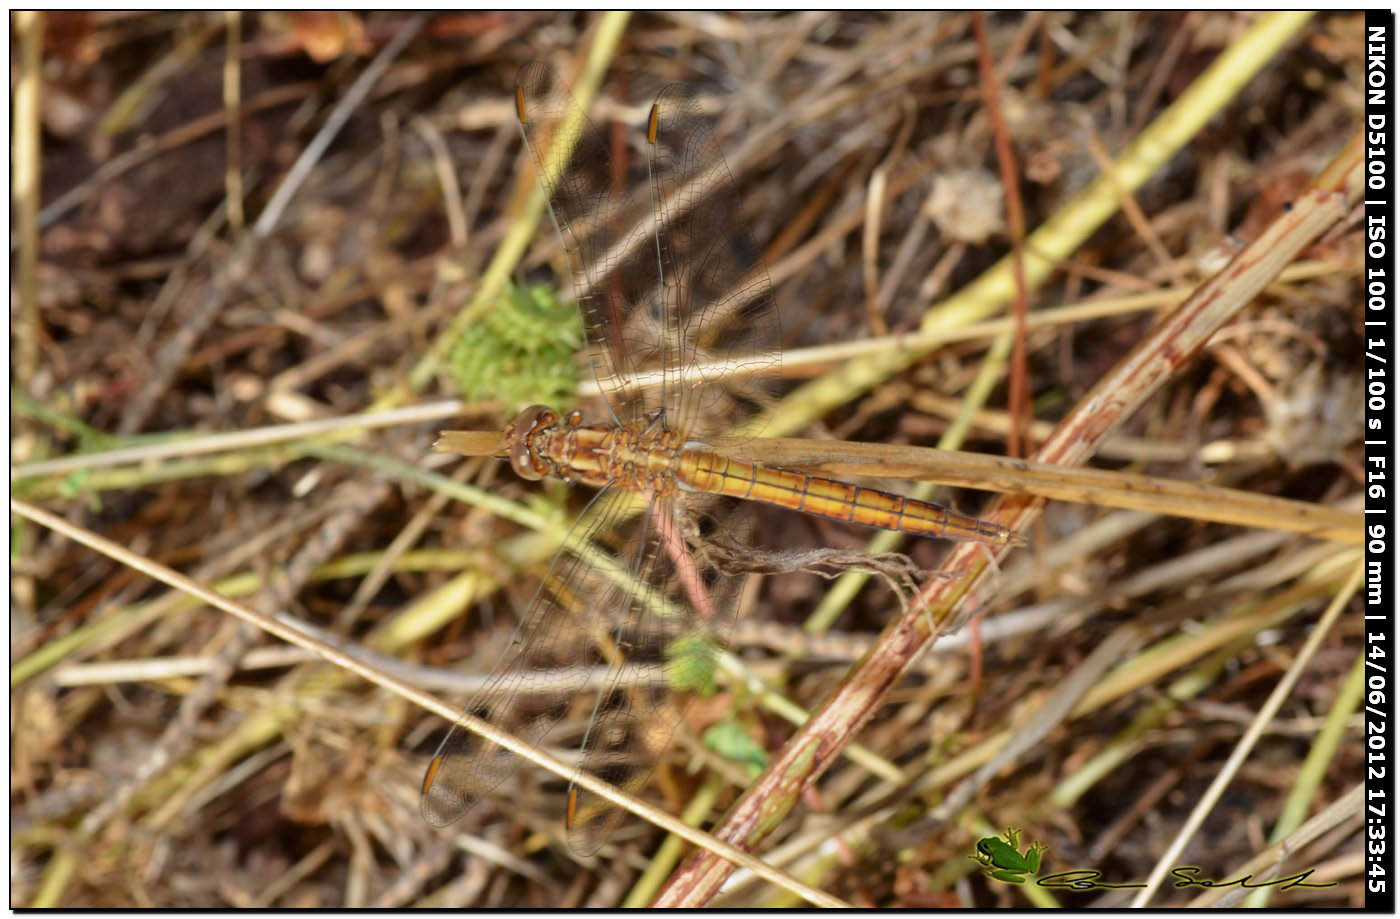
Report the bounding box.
[503,404,688,494]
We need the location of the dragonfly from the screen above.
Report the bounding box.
[420,62,1015,854]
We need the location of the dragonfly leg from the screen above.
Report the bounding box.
[652,503,719,623]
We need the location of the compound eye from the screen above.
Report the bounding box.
[506,433,540,481]
[513,441,544,480]
[503,405,558,481]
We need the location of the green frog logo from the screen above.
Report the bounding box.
[972,828,1047,885]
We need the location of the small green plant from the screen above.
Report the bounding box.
[702,716,768,778]
[58,469,101,512]
[971,828,1047,885]
[663,633,719,696]
[446,282,581,409]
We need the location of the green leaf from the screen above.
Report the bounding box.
[58,470,101,512]
[702,716,768,778]
[664,633,719,696]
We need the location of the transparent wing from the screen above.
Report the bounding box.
[420,487,641,828]
[646,83,781,442]
[564,494,751,855]
[421,489,751,855]
[514,61,661,425]
[514,63,782,439]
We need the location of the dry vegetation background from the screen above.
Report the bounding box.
[10,11,1369,908]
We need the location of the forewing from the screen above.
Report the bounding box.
[514,61,661,424]
[564,495,753,856]
[420,488,641,828]
[646,83,781,442]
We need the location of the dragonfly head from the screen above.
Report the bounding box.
[503,404,559,481]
